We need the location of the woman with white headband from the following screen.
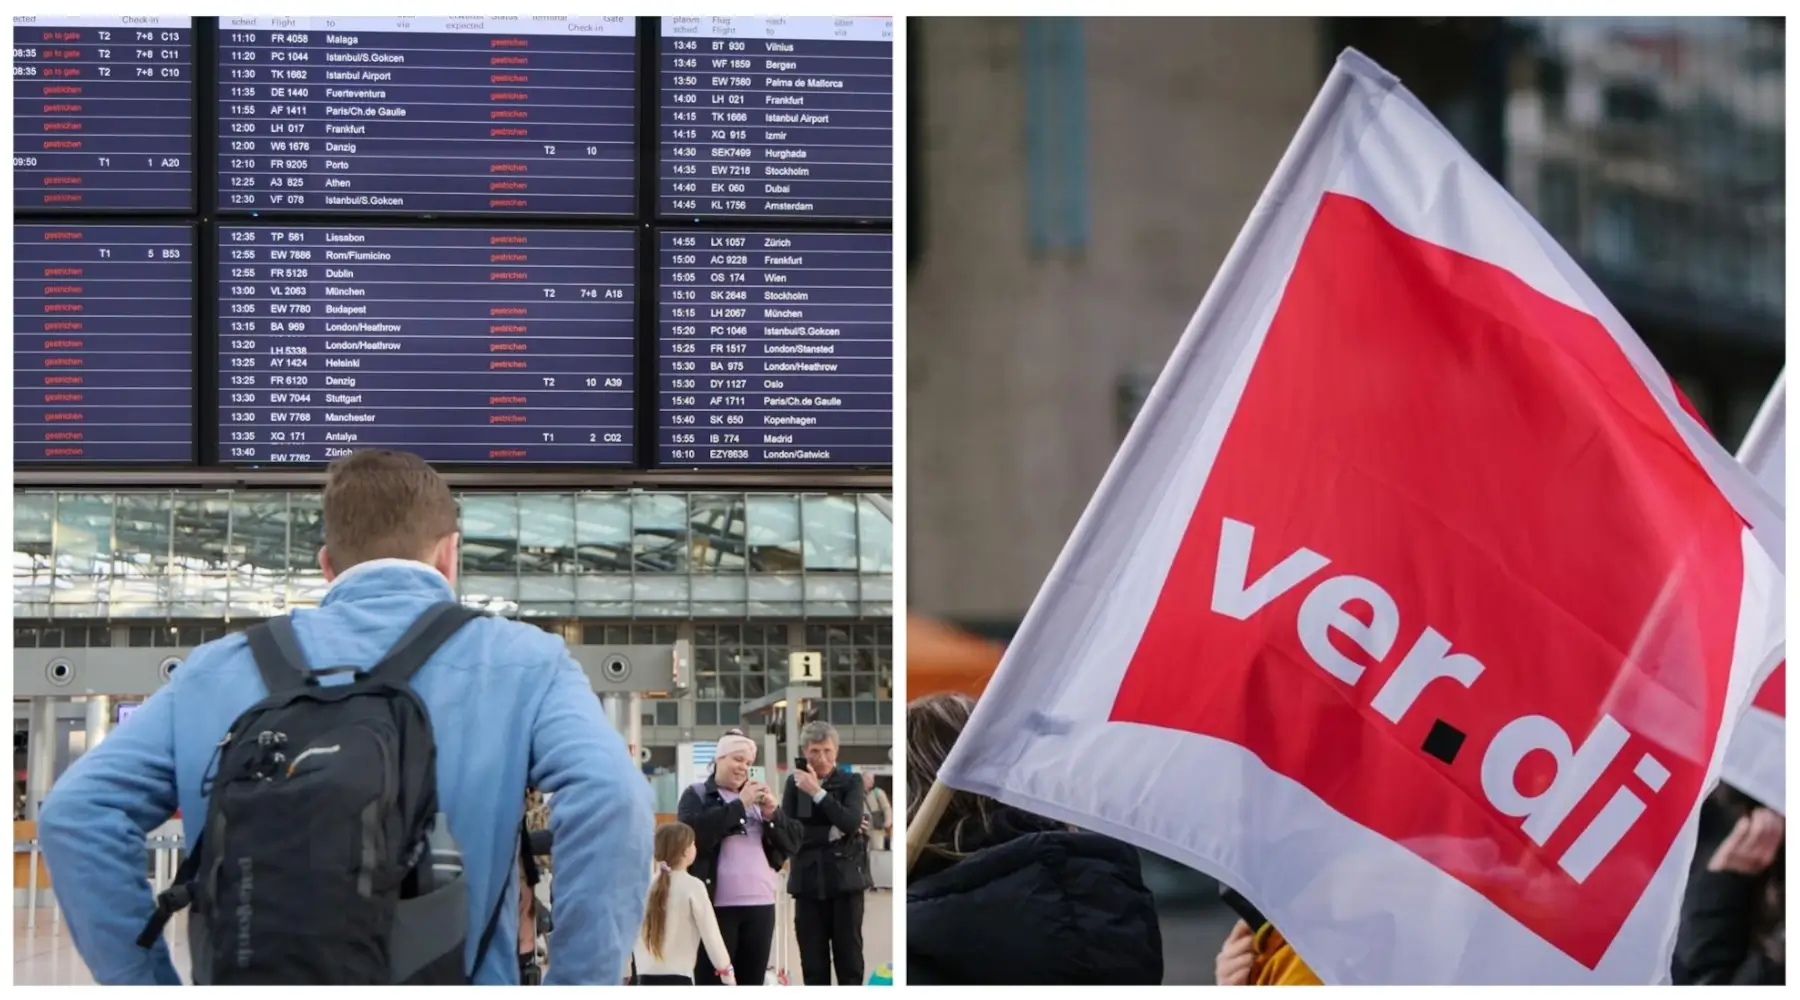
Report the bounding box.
[677,729,802,986]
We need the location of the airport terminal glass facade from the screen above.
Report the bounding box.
[14,489,894,741]
[14,490,892,621]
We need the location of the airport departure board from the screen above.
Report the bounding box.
[216,16,638,215]
[12,15,195,211]
[12,17,893,472]
[657,229,890,467]
[217,225,636,465]
[14,223,196,463]
[658,16,892,221]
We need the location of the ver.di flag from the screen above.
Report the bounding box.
[935,51,1785,985]
[1722,372,1785,813]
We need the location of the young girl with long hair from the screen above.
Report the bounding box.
[634,822,736,986]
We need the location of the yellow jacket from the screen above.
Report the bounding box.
[1251,924,1321,986]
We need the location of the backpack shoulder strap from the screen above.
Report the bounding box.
[469,818,530,981]
[367,602,484,687]
[244,616,311,695]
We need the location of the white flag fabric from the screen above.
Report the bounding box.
[1722,372,1785,813]
[936,50,1785,986]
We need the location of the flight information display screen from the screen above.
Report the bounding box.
[216,16,637,216]
[12,15,195,212]
[658,16,892,221]
[657,229,890,467]
[217,225,636,465]
[15,223,196,464]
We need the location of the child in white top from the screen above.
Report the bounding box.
[633,822,735,986]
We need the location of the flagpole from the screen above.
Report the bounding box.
[905,778,954,873]
[1736,370,1785,464]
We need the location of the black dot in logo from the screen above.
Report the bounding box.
[1422,720,1466,765]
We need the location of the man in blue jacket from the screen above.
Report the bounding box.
[37,449,654,985]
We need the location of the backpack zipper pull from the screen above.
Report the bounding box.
[249,730,290,780]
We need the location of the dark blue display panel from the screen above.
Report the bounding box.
[657,229,890,467]
[659,16,891,221]
[14,224,196,463]
[12,15,195,211]
[218,225,636,465]
[216,16,637,216]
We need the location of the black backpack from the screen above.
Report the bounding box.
[137,602,518,985]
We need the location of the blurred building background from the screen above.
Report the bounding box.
[906,16,1783,982]
[908,15,1784,630]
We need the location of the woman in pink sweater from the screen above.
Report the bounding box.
[676,730,803,985]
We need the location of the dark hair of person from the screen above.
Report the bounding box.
[906,692,998,860]
[321,449,459,570]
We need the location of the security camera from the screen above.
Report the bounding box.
[158,657,182,682]
[46,659,74,687]
[600,654,631,684]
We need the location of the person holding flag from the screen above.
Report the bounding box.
[1674,790,1784,985]
[910,49,1784,986]
[1671,373,1786,987]
[905,693,1162,984]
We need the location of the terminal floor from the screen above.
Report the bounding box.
[13,905,193,986]
[14,889,893,985]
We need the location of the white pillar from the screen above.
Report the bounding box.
[763,732,781,783]
[600,693,627,733]
[27,697,59,821]
[784,690,802,780]
[84,695,113,752]
[626,693,643,760]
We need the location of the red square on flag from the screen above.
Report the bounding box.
[1110,193,1747,968]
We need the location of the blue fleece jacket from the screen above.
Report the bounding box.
[37,560,653,985]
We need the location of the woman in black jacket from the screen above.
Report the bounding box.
[1675,793,1784,985]
[676,730,801,986]
[905,692,1163,985]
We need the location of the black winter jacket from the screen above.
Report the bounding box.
[907,807,1163,985]
[782,767,871,899]
[1674,867,1785,985]
[676,776,801,900]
